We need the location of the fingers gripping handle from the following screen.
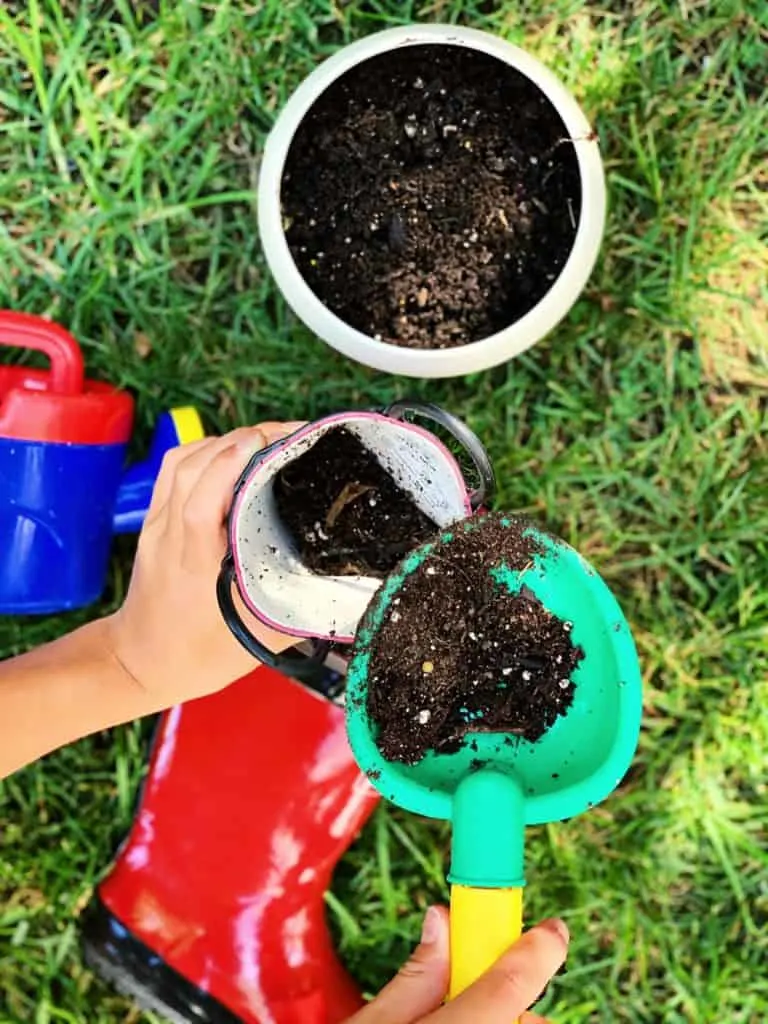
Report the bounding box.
[449,885,523,1005]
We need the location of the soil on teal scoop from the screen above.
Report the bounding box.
[281,44,581,349]
[273,426,440,577]
[363,514,584,765]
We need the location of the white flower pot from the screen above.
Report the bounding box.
[258,24,606,379]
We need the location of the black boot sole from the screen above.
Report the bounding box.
[81,895,243,1024]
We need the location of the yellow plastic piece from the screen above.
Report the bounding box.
[449,885,523,1002]
[170,406,205,444]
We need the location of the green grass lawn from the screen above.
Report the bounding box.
[1,1,767,1021]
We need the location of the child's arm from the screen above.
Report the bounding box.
[0,619,157,777]
[0,423,300,779]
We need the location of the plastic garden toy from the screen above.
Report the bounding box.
[0,311,203,613]
[83,662,381,1024]
[346,516,642,1007]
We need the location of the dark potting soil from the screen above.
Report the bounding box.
[364,514,584,764]
[273,427,439,578]
[282,44,582,349]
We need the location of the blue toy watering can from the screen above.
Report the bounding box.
[0,312,204,614]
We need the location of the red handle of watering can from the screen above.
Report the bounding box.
[0,311,85,395]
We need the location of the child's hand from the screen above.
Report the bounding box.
[347,908,568,1023]
[106,423,302,709]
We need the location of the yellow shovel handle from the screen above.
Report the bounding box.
[449,885,524,1005]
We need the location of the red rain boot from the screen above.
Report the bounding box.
[82,664,379,1024]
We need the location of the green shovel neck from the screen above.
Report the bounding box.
[449,769,526,889]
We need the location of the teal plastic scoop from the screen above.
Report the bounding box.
[346,515,642,1005]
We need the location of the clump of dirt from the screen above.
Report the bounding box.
[363,514,584,764]
[273,427,440,577]
[282,44,581,349]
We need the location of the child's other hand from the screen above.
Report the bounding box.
[347,908,568,1023]
[106,423,302,709]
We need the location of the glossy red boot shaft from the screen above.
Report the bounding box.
[88,665,379,1024]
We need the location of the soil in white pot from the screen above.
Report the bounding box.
[282,45,582,350]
